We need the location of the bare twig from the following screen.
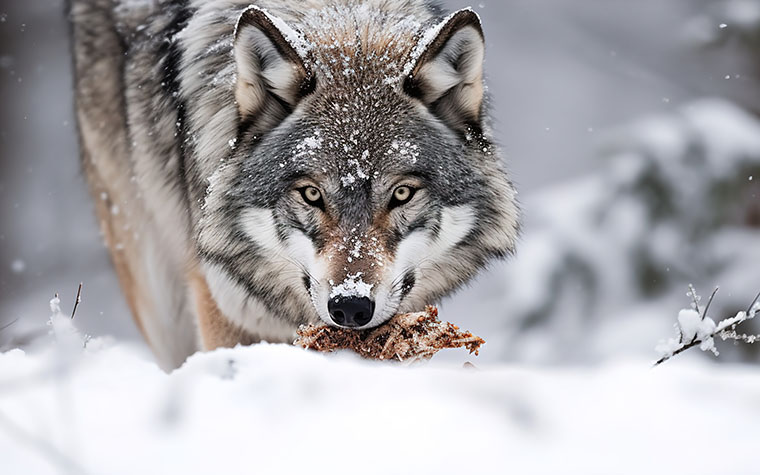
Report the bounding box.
[701,287,719,320]
[70,283,83,320]
[747,290,760,315]
[654,343,694,366]
[0,318,19,333]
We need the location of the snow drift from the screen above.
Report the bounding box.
[2,309,760,475]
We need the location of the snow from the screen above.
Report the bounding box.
[3,314,760,475]
[236,6,314,60]
[329,273,373,299]
[677,309,702,342]
[47,296,90,356]
[341,157,369,188]
[399,8,480,82]
[10,259,25,273]
[698,317,717,340]
[292,129,323,161]
[386,139,420,164]
[339,173,355,187]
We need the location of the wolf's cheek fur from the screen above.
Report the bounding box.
[239,205,330,315]
[239,208,283,253]
[198,206,326,340]
[238,207,327,284]
[371,205,477,325]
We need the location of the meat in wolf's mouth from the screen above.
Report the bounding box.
[294,306,484,362]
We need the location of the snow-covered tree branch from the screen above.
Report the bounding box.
[655,286,760,366]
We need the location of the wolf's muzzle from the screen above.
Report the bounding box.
[328,296,374,327]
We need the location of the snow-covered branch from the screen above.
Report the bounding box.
[655,286,760,366]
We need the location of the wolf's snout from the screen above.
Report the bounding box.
[328,297,375,327]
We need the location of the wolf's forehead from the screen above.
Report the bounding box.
[288,100,424,185]
[294,4,431,87]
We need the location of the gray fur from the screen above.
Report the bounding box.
[70,0,520,368]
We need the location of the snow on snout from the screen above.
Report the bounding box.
[329,273,374,299]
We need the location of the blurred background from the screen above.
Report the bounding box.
[1,0,759,364]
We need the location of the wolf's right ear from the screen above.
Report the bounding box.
[233,7,314,126]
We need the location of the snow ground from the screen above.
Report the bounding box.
[2,315,760,475]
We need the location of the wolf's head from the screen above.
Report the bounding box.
[198,5,519,333]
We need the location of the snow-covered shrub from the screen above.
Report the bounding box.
[603,100,760,292]
[492,99,760,362]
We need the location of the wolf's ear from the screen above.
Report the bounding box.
[404,9,485,133]
[233,7,314,125]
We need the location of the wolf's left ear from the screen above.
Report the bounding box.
[404,9,485,133]
[233,6,314,126]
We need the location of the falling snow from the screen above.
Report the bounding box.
[10,259,25,274]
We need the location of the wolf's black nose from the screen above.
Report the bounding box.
[328,296,374,327]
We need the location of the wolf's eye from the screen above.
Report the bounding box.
[389,185,416,209]
[299,186,324,210]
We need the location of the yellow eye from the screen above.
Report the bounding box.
[299,186,324,209]
[394,186,411,201]
[304,186,322,202]
[390,185,416,209]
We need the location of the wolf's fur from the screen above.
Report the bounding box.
[70,0,520,370]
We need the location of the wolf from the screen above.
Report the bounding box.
[69,0,520,370]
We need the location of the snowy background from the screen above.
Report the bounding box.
[1,1,760,473]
